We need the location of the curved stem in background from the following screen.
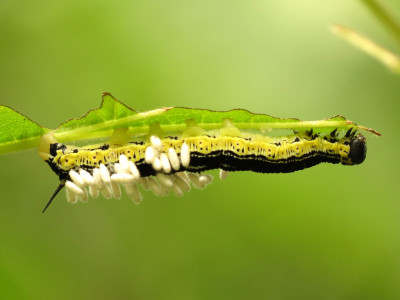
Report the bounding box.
[331,24,400,73]
[361,0,400,47]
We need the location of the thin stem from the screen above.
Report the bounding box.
[331,24,400,75]
[361,0,400,46]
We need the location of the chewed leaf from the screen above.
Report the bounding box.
[54,93,168,143]
[56,92,137,133]
[52,92,380,144]
[148,109,379,134]
[0,105,49,154]
[0,92,380,156]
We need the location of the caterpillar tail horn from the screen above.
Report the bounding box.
[42,182,65,213]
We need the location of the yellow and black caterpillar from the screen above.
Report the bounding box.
[39,126,366,212]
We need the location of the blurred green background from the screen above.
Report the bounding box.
[1,1,400,299]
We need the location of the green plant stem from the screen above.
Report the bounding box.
[361,0,400,47]
[331,24,400,74]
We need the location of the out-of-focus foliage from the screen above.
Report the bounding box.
[0,1,399,299]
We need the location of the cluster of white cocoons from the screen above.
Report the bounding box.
[64,135,220,204]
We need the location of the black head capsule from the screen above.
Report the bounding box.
[349,134,367,165]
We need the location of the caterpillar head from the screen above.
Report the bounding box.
[348,134,367,165]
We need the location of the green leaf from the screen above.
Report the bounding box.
[0,92,380,156]
[53,93,169,142]
[53,93,380,144]
[0,105,49,154]
[144,109,360,133]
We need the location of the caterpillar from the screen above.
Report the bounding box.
[39,121,366,212]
